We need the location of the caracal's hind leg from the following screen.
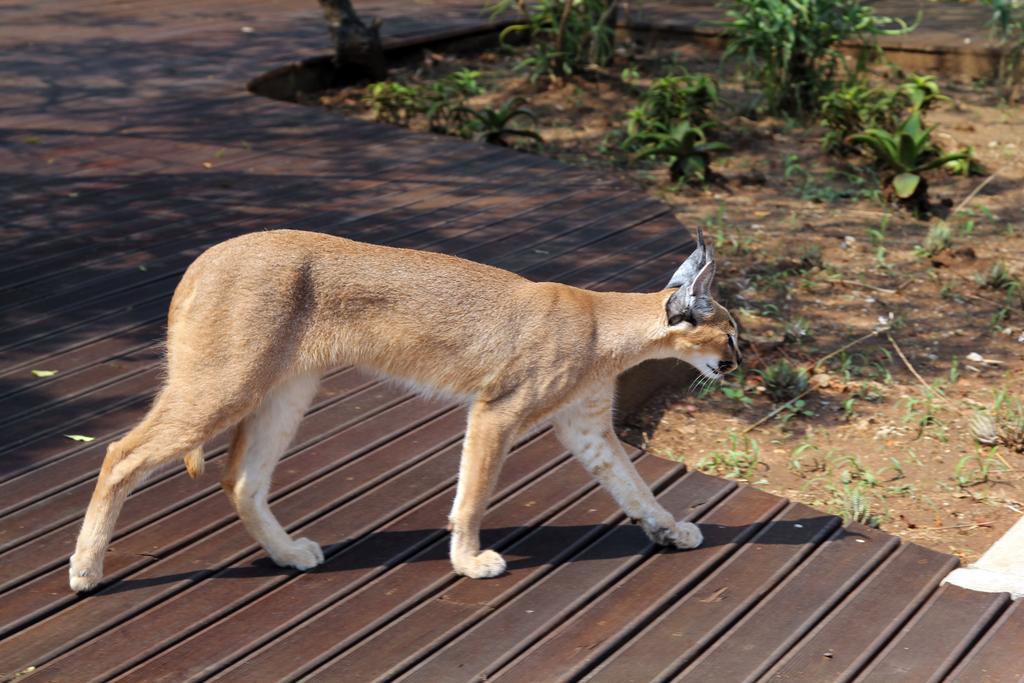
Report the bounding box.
[448,400,520,579]
[553,394,702,549]
[70,388,248,592]
[221,372,322,571]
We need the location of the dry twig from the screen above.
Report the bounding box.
[951,170,1000,216]
[836,279,898,295]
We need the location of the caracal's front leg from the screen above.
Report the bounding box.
[553,394,702,549]
[448,400,519,579]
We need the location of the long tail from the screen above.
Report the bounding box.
[183,446,205,478]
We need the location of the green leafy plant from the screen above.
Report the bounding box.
[827,483,883,527]
[494,0,617,81]
[757,359,810,402]
[364,81,425,125]
[697,431,763,480]
[900,74,949,111]
[720,0,915,117]
[779,398,816,427]
[901,394,947,441]
[848,111,969,208]
[977,260,1022,298]
[466,96,543,146]
[953,452,1000,488]
[915,221,953,258]
[638,122,730,185]
[819,83,903,153]
[819,76,950,155]
[623,73,720,149]
[424,70,485,135]
[943,146,985,177]
[833,454,902,487]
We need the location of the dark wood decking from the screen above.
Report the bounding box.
[1,1,1021,681]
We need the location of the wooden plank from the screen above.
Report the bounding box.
[108,452,676,682]
[0,346,160,427]
[503,499,831,679]
[0,320,163,389]
[0,366,373,496]
[0,385,440,610]
[489,486,790,683]
[0,404,471,676]
[0,365,360,514]
[579,503,839,683]
[362,473,735,683]
[762,542,959,682]
[856,584,1010,683]
[0,146,531,299]
[26,431,576,680]
[945,598,1024,683]
[0,370,394,550]
[674,524,898,682]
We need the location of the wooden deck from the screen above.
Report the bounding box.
[1,1,1022,681]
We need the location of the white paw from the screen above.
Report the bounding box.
[68,554,102,593]
[452,549,507,579]
[269,537,324,571]
[645,520,703,549]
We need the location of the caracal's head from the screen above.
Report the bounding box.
[658,226,741,382]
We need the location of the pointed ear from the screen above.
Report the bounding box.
[688,259,716,300]
[666,226,713,290]
[665,287,691,326]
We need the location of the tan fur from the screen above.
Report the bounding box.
[183,447,204,478]
[69,229,739,591]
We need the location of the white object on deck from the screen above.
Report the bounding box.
[944,516,1024,599]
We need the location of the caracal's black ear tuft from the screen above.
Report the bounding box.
[665,227,717,325]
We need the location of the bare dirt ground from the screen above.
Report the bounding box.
[307,39,1024,563]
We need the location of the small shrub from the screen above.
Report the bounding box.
[494,0,617,81]
[757,360,810,402]
[720,0,915,117]
[623,73,720,149]
[900,74,949,111]
[364,81,425,125]
[819,83,903,154]
[819,75,949,154]
[466,96,543,146]
[638,121,730,185]
[978,261,1021,294]
[944,147,986,177]
[828,483,883,527]
[697,431,763,480]
[848,111,969,210]
[953,453,1000,488]
[423,70,485,136]
[915,221,953,257]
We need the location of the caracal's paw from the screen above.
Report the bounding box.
[269,537,324,571]
[69,554,102,593]
[452,549,507,579]
[645,520,703,549]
